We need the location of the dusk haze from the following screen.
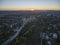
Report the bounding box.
[0,0,60,45]
[0,0,60,10]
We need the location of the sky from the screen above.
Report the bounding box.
[0,0,60,10]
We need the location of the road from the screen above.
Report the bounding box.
[2,18,30,45]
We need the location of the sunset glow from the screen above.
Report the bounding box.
[0,0,60,10]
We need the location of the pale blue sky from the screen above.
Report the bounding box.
[0,0,60,10]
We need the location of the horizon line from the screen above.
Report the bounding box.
[0,9,59,11]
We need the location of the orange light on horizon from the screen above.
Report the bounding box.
[0,7,60,10]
